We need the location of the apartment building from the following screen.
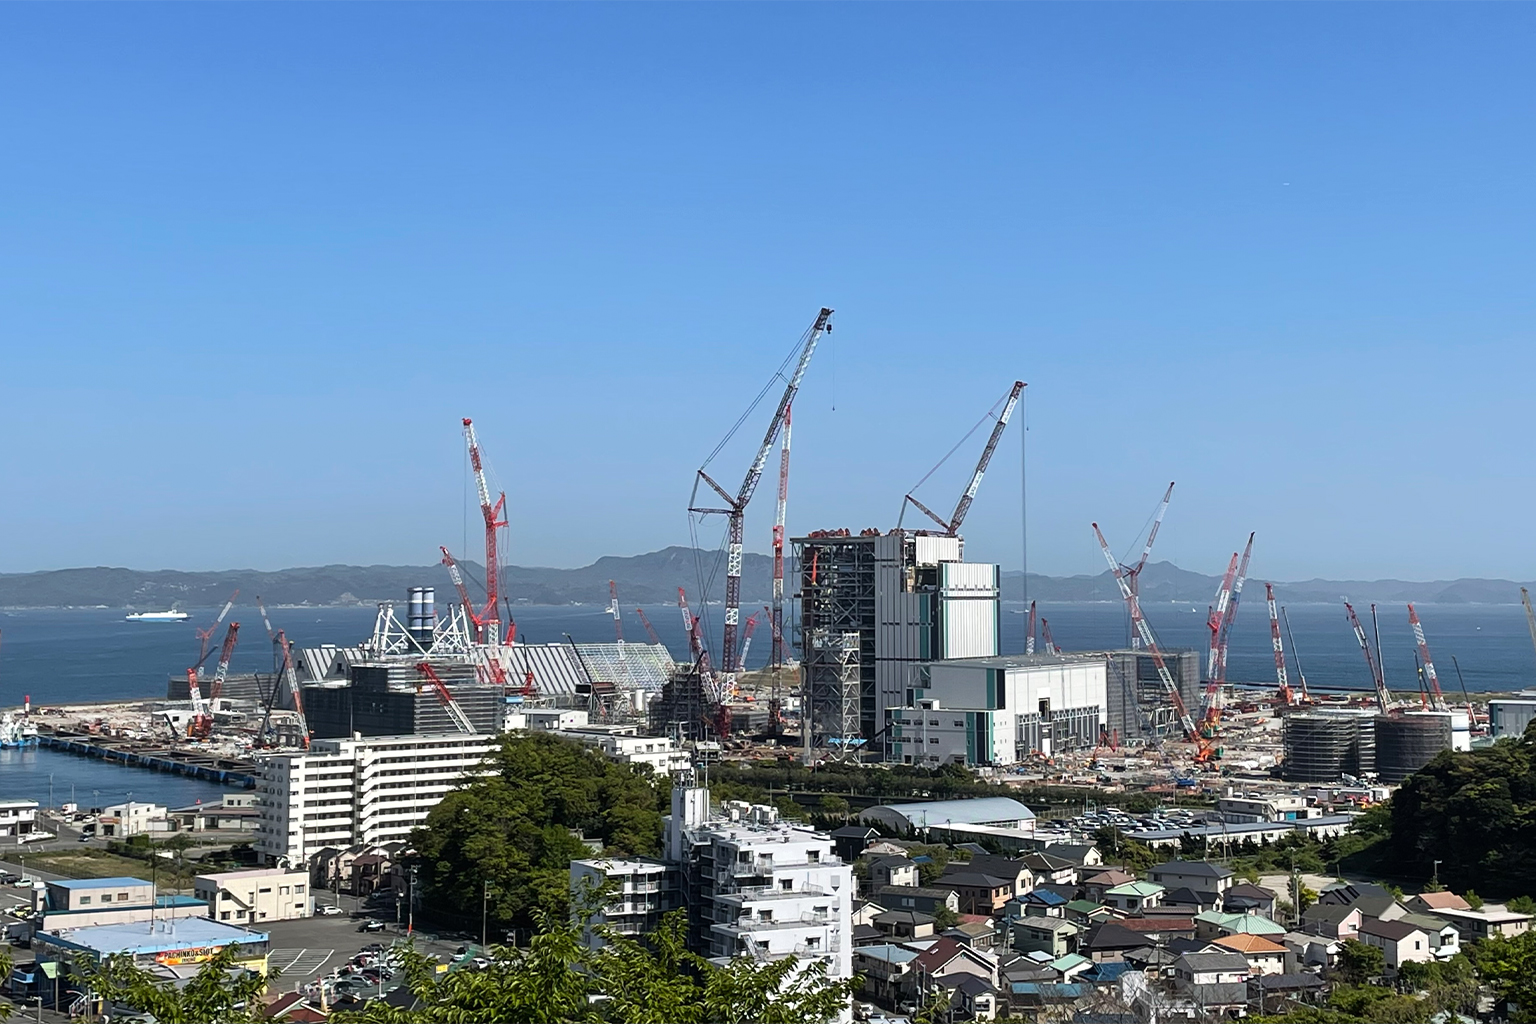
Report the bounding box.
[254,733,497,866]
[0,799,37,840]
[194,867,312,923]
[569,857,677,948]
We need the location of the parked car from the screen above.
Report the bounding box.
[358,920,386,932]
[315,905,343,916]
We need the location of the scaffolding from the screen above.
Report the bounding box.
[806,628,862,761]
[1282,710,1376,782]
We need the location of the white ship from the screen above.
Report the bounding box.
[0,713,38,749]
[125,609,190,622]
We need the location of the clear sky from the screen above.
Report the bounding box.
[2,4,1534,581]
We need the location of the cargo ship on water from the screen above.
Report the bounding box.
[125,609,189,622]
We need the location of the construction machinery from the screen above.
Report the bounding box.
[189,622,240,740]
[690,307,832,701]
[634,607,664,647]
[1407,604,1451,712]
[769,402,794,734]
[1344,601,1393,715]
[463,418,509,644]
[608,581,625,644]
[1523,588,1536,667]
[1026,601,1038,656]
[1092,522,1206,760]
[1280,605,1311,704]
[1040,618,1057,655]
[414,662,477,734]
[1199,534,1254,737]
[1097,483,1174,650]
[1265,584,1295,707]
[898,381,1026,537]
[193,591,238,679]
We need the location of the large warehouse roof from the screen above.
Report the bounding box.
[859,797,1035,834]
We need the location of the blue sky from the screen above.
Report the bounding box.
[2,4,1534,581]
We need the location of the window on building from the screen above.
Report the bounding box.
[806,936,820,949]
[280,886,290,895]
[118,892,129,902]
[781,880,793,891]
[221,911,231,921]
[295,884,305,894]
[101,894,112,903]
[808,851,820,863]
[929,738,939,744]
[79,896,91,905]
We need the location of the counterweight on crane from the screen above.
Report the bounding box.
[900,381,1025,536]
[690,308,832,696]
[1407,604,1450,712]
[463,418,508,644]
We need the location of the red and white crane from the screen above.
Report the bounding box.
[1026,601,1038,656]
[900,381,1026,537]
[463,417,508,644]
[690,308,832,695]
[736,611,762,684]
[194,591,238,678]
[415,662,477,734]
[1266,584,1293,706]
[440,546,481,636]
[1202,533,1254,732]
[608,581,624,644]
[1040,618,1057,656]
[1281,605,1311,703]
[1093,522,1203,748]
[191,622,240,739]
[1345,601,1393,715]
[634,607,663,647]
[1407,603,1450,712]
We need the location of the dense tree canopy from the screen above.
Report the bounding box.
[411,732,668,931]
[1389,720,1536,891]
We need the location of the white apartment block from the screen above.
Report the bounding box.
[668,789,854,995]
[253,733,497,866]
[0,799,38,840]
[569,857,677,948]
[194,867,313,923]
[552,726,693,775]
[99,801,169,837]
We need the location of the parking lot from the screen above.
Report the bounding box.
[262,912,468,987]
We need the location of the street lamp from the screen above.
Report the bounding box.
[1433,859,1443,887]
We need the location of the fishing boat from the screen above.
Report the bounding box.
[0,713,38,749]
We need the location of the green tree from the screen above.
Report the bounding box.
[931,904,960,931]
[818,795,850,819]
[1463,888,1485,909]
[1467,930,1536,1023]
[331,910,854,1024]
[1510,894,1536,914]
[81,944,272,1024]
[1335,940,1385,986]
[0,946,11,1020]
[410,732,667,932]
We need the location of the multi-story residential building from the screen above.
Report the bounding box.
[667,787,854,999]
[1215,791,1320,824]
[98,801,168,837]
[569,857,677,948]
[0,799,38,840]
[253,733,497,866]
[550,726,693,776]
[193,868,312,924]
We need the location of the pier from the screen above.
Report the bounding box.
[37,730,259,789]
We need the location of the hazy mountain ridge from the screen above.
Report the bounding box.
[0,550,1530,608]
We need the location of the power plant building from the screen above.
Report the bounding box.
[793,530,1000,757]
[1282,709,1377,783]
[1375,710,1471,783]
[302,663,504,739]
[1103,649,1203,744]
[886,654,1107,767]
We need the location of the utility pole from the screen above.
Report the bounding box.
[481,879,492,949]
[408,865,418,935]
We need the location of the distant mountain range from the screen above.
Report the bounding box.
[0,548,1531,608]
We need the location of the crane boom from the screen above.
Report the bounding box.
[608,581,624,643]
[1266,584,1291,705]
[415,662,476,734]
[1132,483,1176,577]
[772,403,792,671]
[1093,523,1199,741]
[1345,601,1392,714]
[195,590,239,676]
[899,381,1026,536]
[1041,618,1057,655]
[1407,603,1449,711]
[1026,601,1038,656]
[440,547,481,628]
[210,622,240,702]
[691,308,832,695]
[1523,588,1536,665]
[1216,533,1255,688]
[634,608,663,647]
[463,418,508,643]
[1281,605,1309,701]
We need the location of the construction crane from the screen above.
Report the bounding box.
[1201,534,1254,733]
[690,307,832,697]
[194,591,238,678]
[899,381,1026,536]
[1280,606,1310,703]
[1522,588,1536,666]
[257,629,309,748]
[191,623,240,740]
[255,595,281,670]
[440,547,482,635]
[1098,483,1175,650]
[1407,604,1450,712]
[1093,523,1202,749]
[769,402,794,732]
[1265,584,1293,706]
[1026,601,1038,656]
[1344,601,1392,715]
[736,611,762,688]
[415,662,477,734]
[634,607,663,647]
[607,581,624,643]
[1040,618,1057,655]
[463,417,508,644]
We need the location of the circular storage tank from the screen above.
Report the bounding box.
[1283,713,1356,782]
[1375,712,1453,783]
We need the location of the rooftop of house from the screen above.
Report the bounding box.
[1175,950,1251,974]
[941,871,1014,889]
[876,884,958,900]
[49,877,150,890]
[873,910,936,926]
[1196,911,1286,935]
[1212,933,1288,955]
[1085,869,1136,886]
[1152,860,1234,880]
[1106,881,1165,898]
[1412,891,1471,911]
[1360,917,1426,941]
[854,943,922,965]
